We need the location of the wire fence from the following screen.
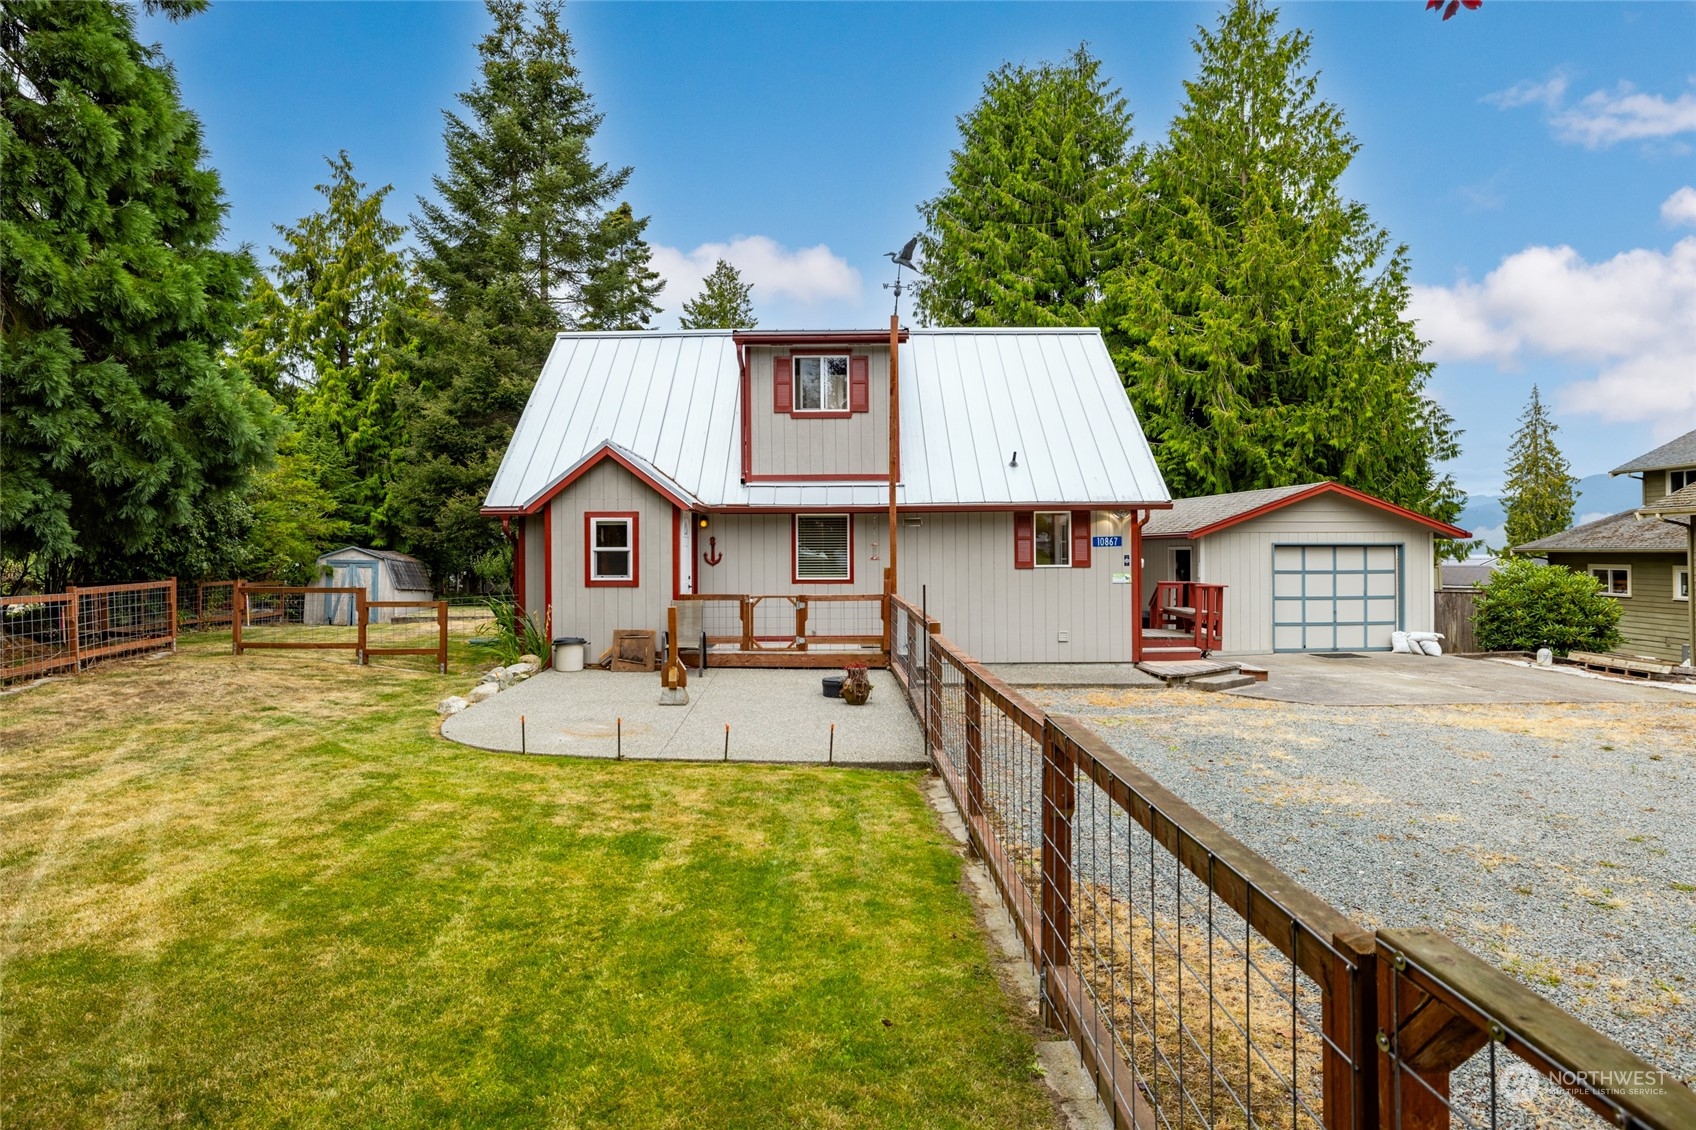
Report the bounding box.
[3,580,177,682]
[232,583,448,673]
[886,594,1694,1130]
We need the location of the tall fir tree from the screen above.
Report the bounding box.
[579,202,662,330]
[679,259,757,329]
[915,45,1139,328]
[391,0,629,585]
[1500,386,1577,550]
[236,152,429,544]
[1,0,280,588]
[1105,0,1464,546]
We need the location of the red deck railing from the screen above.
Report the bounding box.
[1148,581,1225,653]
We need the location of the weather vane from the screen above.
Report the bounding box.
[883,236,920,316]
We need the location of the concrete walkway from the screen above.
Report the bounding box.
[440,667,926,767]
[988,662,1162,689]
[1223,652,1692,705]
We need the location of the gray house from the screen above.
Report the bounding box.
[481,328,1178,665]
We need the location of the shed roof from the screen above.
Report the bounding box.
[318,546,433,591]
[482,328,1170,514]
[1142,481,1470,540]
[1515,509,1690,554]
[1610,428,1696,475]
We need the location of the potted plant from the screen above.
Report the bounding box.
[840,664,873,705]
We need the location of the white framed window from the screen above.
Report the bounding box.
[794,355,849,413]
[794,514,851,582]
[587,514,637,585]
[1588,564,1631,597]
[1034,512,1071,568]
[1677,568,1689,602]
[1670,469,1695,495]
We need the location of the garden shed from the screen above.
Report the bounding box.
[1140,482,1469,654]
[311,546,434,623]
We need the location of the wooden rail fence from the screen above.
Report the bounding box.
[886,592,1694,1130]
[2,580,177,681]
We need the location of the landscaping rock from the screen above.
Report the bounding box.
[517,653,542,668]
[483,666,514,688]
[467,683,500,703]
[437,696,469,715]
[505,662,538,679]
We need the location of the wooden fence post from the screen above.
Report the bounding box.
[925,632,943,761]
[1040,719,1075,1030]
[436,600,448,674]
[166,577,178,651]
[357,588,368,665]
[964,677,984,818]
[65,586,81,672]
[795,596,808,652]
[1323,931,1380,1130]
[232,581,244,656]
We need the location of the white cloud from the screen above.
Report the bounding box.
[1663,186,1696,227]
[651,236,861,324]
[1409,237,1696,434]
[1487,74,1696,149]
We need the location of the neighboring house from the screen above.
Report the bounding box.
[1516,428,1696,664]
[1436,558,1499,590]
[481,328,1172,665]
[1140,482,1469,654]
[310,546,434,624]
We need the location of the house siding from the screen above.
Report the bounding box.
[1640,465,1696,508]
[897,511,1135,663]
[1543,552,1689,663]
[1178,495,1436,653]
[545,461,676,655]
[745,344,890,480]
[521,514,545,615]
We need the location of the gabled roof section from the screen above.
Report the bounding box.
[1142,481,1470,540]
[1516,508,1690,553]
[317,546,433,590]
[1635,482,1696,519]
[1610,428,1696,475]
[481,328,1170,512]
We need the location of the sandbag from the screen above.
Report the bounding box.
[1391,631,1414,654]
[1407,631,1444,643]
[1418,638,1443,656]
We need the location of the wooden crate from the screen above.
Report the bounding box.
[610,629,656,672]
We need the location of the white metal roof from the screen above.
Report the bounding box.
[484,328,1170,512]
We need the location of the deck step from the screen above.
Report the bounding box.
[1191,673,1257,692]
[1236,663,1269,683]
[1136,659,1240,683]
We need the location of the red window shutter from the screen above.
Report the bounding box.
[849,355,869,413]
[774,356,792,413]
[1014,511,1034,569]
[1071,510,1092,568]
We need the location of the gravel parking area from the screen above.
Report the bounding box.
[1028,686,1696,1083]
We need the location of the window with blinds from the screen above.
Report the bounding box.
[795,514,851,582]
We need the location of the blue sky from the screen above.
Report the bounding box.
[138,1,1696,505]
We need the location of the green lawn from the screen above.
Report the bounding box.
[1,639,1054,1128]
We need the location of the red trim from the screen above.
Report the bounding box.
[740,346,753,483]
[671,507,681,599]
[774,354,792,413]
[849,354,869,413]
[779,350,857,418]
[1142,482,1471,540]
[733,330,909,346]
[514,519,527,613]
[584,511,640,588]
[703,500,1173,514]
[791,513,855,585]
[542,505,553,625]
[1071,509,1092,568]
[486,444,694,517]
[1130,511,1147,662]
[745,473,889,483]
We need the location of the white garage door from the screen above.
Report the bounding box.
[1272,545,1400,651]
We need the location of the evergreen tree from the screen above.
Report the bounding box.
[0,0,280,587]
[235,152,428,544]
[679,259,757,330]
[1105,0,1465,545]
[1500,386,1577,550]
[915,45,1138,328]
[580,202,662,330]
[391,0,630,584]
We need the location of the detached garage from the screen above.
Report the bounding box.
[1140,482,1469,654]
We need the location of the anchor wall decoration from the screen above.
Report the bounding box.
[702,536,724,567]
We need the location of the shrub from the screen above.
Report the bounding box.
[1473,556,1623,655]
[480,597,549,665]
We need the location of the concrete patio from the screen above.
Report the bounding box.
[440,667,926,767]
[1222,651,1693,705]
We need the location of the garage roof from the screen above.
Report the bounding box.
[482,328,1171,514]
[1143,481,1470,540]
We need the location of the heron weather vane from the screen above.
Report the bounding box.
[883,236,921,316]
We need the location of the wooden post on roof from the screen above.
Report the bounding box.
[886,313,900,655]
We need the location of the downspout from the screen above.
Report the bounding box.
[1130,509,1149,663]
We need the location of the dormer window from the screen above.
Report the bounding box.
[1671,469,1695,494]
[794,356,849,413]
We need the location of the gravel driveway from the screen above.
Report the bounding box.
[1027,686,1696,1084]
